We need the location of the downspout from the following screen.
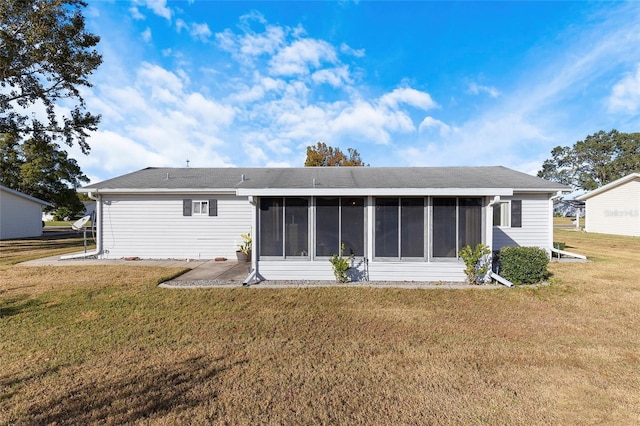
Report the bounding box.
[243,195,259,286]
[548,191,563,259]
[484,196,514,286]
[60,191,102,260]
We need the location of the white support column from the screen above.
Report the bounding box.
[367,196,374,260]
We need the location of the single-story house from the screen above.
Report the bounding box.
[0,185,51,240]
[576,173,640,237]
[77,166,568,282]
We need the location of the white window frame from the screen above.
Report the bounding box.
[493,201,511,228]
[192,200,209,215]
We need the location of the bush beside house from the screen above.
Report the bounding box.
[498,246,549,285]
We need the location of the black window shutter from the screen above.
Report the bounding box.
[183,199,192,216]
[511,200,522,228]
[208,199,218,216]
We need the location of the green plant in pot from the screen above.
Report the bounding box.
[236,230,252,262]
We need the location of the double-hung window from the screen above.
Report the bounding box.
[374,198,424,258]
[192,201,209,215]
[316,197,365,257]
[183,199,217,216]
[259,197,309,258]
[493,200,522,228]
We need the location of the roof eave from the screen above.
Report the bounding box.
[576,173,640,201]
[78,188,238,195]
[236,188,515,196]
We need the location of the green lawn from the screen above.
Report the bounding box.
[1,230,639,424]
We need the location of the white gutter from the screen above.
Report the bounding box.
[236,188,514,197]
[77,188,237,194]
[548,190,564,255]
[60,191,102,260]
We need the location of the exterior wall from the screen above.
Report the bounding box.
[98,193,252,259]
[0,190,44,239]
[492,193,552,251]
[584,178,640,236]
[256,258,465,282]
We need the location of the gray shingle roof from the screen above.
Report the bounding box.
[81,166,569,193]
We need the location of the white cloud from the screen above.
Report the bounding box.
[184,93,235,127]
[216,25,286,65]
[340,43,365,58]
[176,18,188,33]
[379,87,438,110]
[608,64,640,114]
[190,22,212,42]
[468,82,500,98]
[269,39,338,76]
[129,6,145,20]
[142,0,172,22]
[141,27,152,43]
[311,66,351,87]
[136,62,184,103]
[419,116,452,137]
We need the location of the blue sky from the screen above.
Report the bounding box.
[73,1,640,183]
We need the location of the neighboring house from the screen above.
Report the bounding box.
[0,185,51,240]
[576,173,640,237]
[78,166,568,282]
[42,201,96,222]
[553,199,585,218]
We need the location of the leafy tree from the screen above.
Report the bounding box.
[305,142,367,166]
[538,129,640,190]
[0,133,88,215]
[1,0,102,154]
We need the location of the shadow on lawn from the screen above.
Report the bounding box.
[0,295,46,318]
[24,355,244,424]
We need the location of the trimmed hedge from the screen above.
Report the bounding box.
[498,246,549,285]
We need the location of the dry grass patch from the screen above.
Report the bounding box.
[0,234,95,266]
[1,230,640,424]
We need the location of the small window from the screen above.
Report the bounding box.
[493,200,522,228]
[192,201,209,215]
[493,202,510,227]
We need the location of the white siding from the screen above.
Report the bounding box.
[367,261,465,282]
[584,178,640,236]
[0,190,44,239]
[98,194,252,259]
[257,258,465,282]
[492,193,551,250]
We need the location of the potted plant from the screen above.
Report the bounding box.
[236,230,252,262]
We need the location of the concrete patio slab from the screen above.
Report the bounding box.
[17,255,250,282]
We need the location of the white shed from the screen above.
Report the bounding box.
[0,185,51,240]
[576,173,640,237]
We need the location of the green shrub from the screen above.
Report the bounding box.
[498,246,549,285]
[53,207,73,221]
[459,243,490,284]
[329,243,354,283]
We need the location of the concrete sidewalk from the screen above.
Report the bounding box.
[18,255,251,282]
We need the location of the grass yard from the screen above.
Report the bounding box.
[0,234,96,266]
[1,230,639,424]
